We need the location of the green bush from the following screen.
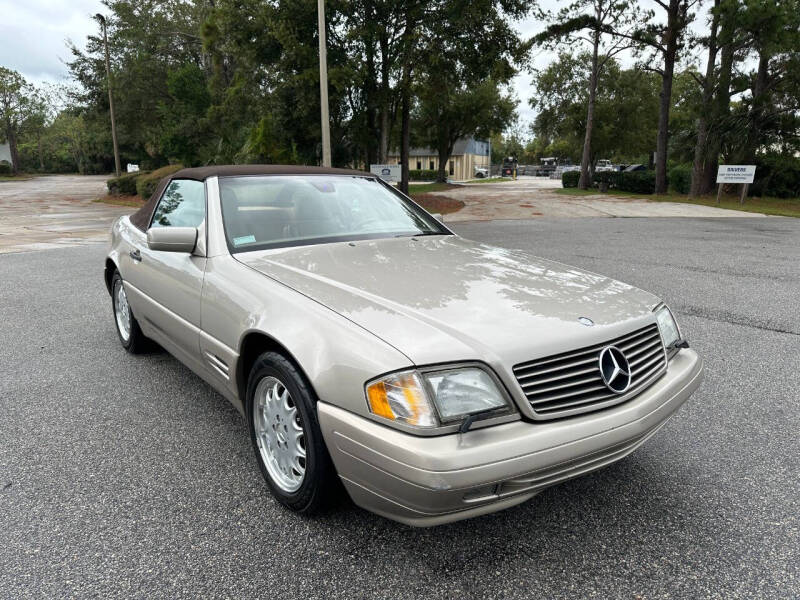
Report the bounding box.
[562,170,580,188]
[135,164,184,198]
[0,162,12,175]
[619,171,655,194]
[669,165,692,194]
[409,169,437,181]
[106,172,142,195]
[750,155,800,198]
[593,170,622,190]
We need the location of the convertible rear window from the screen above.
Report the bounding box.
[218,175,449,252]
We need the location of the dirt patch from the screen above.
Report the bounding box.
[95,194,145,208]
[413,194,466,215]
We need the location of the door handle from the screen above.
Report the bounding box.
[129,249,142,262]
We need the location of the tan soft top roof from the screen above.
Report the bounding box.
[130,164,371,231]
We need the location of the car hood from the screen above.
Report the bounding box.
[237,235,660,367]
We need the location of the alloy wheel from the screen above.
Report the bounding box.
[253,376,307,493]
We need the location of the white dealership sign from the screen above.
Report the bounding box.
[370,163,401,183]
[126,163,140,173]
[716,165,756,184]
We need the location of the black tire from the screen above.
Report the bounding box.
[246,351,339,514]
[110,270,148,354]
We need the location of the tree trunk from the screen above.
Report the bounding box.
[702,7,736,193]
[378,33,390,163]
[364,14,378,168]
[399,54,411,195]
[690,0,719,197]
[379,111,389,163]
[655,0,682,195]
[7,127,20,174]
[579,29,600,190]
[37,134,45,171]
[437,142,453,183]
[400,91,410,194]
[740,51,770,164]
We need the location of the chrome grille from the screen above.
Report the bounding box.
[513,323,667,418]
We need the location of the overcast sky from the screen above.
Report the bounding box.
[0,0,708,132]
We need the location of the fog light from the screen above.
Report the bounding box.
[462,484,498,503]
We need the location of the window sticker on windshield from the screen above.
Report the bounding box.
[233,235,256,246]
[310,180,335,193]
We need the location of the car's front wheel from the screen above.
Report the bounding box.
[247,352,338,514]
[111,270,148,353]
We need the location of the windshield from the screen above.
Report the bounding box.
[219,175,449,252]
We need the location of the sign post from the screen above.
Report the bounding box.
[716,165,756,205]
[370,164,401,183]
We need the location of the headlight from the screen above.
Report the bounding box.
[423,368,508,421]
[366,366,513,428]
[655,305,681,348]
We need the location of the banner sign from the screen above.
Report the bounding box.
[370,164,400,183]
[716,165,755,184]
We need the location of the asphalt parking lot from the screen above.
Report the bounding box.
[1,217,798,598]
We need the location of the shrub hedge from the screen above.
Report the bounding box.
[668,165,692,194]
[409,169,438,181]
[135,164,184,198]
[750,155,800,198]
[0,162,12,175]
[593,171,621,189]
[619,171,655,194]
[106,172,142,195]
[565,168,656,194]
[562,170,580,188]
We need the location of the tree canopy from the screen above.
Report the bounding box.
[2,0,799,198]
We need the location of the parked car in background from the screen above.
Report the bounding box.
[105,165,703,526]
[552,165,580,179]
[624,164,647,172]
[473,166,489,179]
[595,159,614,172]
[536,157,559,177]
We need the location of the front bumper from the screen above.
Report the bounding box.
[319,348,703,527]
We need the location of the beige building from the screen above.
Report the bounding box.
[387,137,490,181]
[0,142,12,165]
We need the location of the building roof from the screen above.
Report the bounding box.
[387,137,489,158]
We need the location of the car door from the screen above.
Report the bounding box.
[124,178,207,367]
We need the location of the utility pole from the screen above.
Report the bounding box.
[317,0,332,167]
[96,14,121,177]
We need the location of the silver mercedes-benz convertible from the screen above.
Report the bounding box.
[105,165,703,526]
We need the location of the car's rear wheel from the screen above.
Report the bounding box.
[247,352,338,514]
[111,270,148,353]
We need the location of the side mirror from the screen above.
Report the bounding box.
[431,213,444,223]
[146,227,197,253]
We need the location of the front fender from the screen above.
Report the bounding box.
[200,256,413,417]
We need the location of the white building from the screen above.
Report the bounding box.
[0,142,12,165]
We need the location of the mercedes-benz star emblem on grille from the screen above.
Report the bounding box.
[598,346,632,394]
[578,317,594,326]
